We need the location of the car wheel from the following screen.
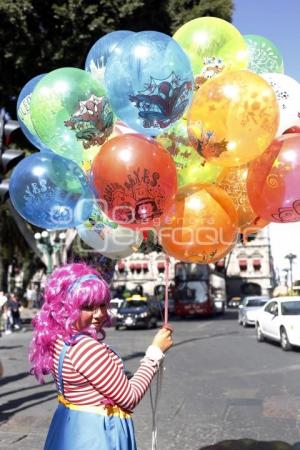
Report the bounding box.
[280,327,292,351]
[256,323,264,342]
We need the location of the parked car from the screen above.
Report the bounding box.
[115,295,159,330]
[238,296,269,327]
[256,296,300,351]
[109,298,124,325]
[228,296,241,308]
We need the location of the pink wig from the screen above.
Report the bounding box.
[29,263,111,383]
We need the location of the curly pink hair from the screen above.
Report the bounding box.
[29,263,111,383]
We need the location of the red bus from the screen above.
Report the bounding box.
[173,262,226,318]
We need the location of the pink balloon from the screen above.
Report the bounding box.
[247,134,300,223]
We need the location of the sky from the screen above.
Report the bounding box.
[233,0,300,282]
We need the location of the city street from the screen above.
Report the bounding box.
[1,310,300,449]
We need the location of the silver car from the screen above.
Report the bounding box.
[238,296,269,327]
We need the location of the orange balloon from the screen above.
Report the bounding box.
[240,216,269,239]
[159,183,238,263]
[217,165,256,228]
[188,70,279,167]
[92,134,178,229]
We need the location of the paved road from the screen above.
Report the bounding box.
[1,310,300,449]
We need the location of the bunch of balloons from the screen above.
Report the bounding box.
[10,16,300,264]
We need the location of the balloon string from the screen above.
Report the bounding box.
[164,255,170,325]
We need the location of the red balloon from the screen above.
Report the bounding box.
[92,134,178,228]
[247,134,300,223]
[283,126,300,134]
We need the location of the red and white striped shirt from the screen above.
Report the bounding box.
[51,335,159,411]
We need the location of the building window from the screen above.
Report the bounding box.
[239,259,247,272]
[117,262,125,273]
[157,262,165,273]
[253,259,262,271]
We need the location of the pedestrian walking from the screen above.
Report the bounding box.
[29,263,173,450]
[8,293,21,330]
[0,291,8,336]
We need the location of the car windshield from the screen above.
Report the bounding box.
[281,301,300,315]
[246,299,268,307]
[110,301,121,308]
[123,300,147,308]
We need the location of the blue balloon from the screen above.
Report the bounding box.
[16,75,50,151]
[105,31,194,136]
[85,30,134,83]
[9,152,93,230]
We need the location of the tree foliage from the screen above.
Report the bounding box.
[0,0,233,289]
[0,0,233,114]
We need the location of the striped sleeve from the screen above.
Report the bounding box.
[69,336,159,411]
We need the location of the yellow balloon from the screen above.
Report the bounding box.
[156,118,222,187]
[216,165,256,227]
[173,17,248,87]
[188,70,279,167]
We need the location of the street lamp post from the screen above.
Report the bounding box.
[285,253,297,293]
[34,231,66,274]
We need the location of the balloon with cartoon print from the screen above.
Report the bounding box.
[85,31,134,85]
[91,134,178,229]
[173,17,248,87]
[9,152,93,229]
[261,73,300,136]
[188,70,279,167]
[247,134,300,223]
[156,118,222,187]
[77,203,143,259]
[30,68,114,167]
[17,74,49,151]
[105,31,194,136]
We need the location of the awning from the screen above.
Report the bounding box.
[239,259,247,266]
[216,260,225,267]
[157,262,165,269]
[253,259,261,266]
[129,263,136,270]
[117,262,125,270]
[143,263,149,270]
[135,263,142,270]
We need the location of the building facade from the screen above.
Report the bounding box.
[111,227,276,300]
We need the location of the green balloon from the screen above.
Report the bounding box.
[173,17,248,81]
[245,34,284,74]
[156,118,222,188]
[30,68,114,165]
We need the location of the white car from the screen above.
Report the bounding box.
[238,296,269,327]
[256,296,300,351]
[109,298,124,323]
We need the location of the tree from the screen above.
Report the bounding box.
[0,0,233,288]
[0,0,233,114]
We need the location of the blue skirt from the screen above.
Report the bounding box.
[44,401,137,450]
